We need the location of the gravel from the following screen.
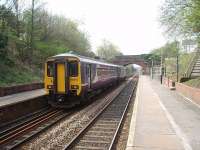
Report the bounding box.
[19,82,127,150]
[115,83,137,150]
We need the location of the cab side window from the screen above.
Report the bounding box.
[69,61,78,77]
[47,62,53,77]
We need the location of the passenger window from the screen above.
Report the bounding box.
[47,62,53,77]
[69,61,78,77]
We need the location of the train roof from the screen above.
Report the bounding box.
[49,53,123,68]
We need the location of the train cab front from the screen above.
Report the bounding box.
[44,57,81,108]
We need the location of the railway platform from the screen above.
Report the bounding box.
[126,75,200,150]
[0,89,46,108]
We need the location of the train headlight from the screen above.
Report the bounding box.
[71,85,79,89]
[47,85,53,89]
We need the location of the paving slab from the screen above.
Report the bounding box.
[0,89,46,108]
[126,76,185,150]
[151,77,200,150]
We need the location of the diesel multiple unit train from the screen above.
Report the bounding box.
[44,53,126,108]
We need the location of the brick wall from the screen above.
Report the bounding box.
[163,77,200,106]
[176,82,200,105]
[0,83,44,97]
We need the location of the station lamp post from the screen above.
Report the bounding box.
[176,41,179,82]
[149,58,154,79]
[176,55,179,82]
[160,50,163,84]
[152,59,154,79]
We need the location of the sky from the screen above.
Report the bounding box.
[45,0,166,55]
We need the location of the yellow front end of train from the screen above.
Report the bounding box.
[44,56,82,101]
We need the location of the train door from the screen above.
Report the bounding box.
[86,64,91,89]
[56,62,66,93]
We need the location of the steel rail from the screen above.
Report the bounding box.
[0,107,54,137]
[0,106,50,130]
[108,81,137,150]
[64,78,137,150]
[0,109,62,145]
[63,82,128,149]
[7,111,74,150]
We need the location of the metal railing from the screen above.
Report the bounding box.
[184,48,200,78]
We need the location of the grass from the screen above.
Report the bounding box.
[164,52,200,89]
[0,61,42,87]
[165,52,195,77]
[0,40,68,87]
[0,40,69,87]
[183,77,200,88]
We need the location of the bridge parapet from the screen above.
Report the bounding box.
[112,55,149,74]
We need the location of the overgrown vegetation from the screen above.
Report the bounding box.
[0,0,123,87]
[0,62,41,86]
[96,39,122,61]
[184,77,200,88]
[160,0,200,40]
[156,0,200,87]
[150,41,195,81]
[0,0,95,86]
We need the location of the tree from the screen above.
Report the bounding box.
[96,39,122,61]
[1,0,25,37]
[188,0,200,35]
[0,0,96,86]
[0,5,16,58]
[160,0,191,37]
[32,12,92,57]
[13,0,20,37]
[160,0,200,40]
[30,0,34,53]
[151,41,179,58]
[0,0,94,64]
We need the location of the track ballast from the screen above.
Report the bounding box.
[65,79,137,150]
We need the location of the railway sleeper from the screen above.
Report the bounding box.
[94,124,117,128]
[99,117,121,120]
[73,145,107,150]
[66,80,136,150]
[90,127,116,132]
[85,131,114,136]
[98,118,120,122]
[103,107,125,111]
[100,114,123,118]
[101,112,123,116]
[76,140,110,148]
[97,120,119,124]
[83,135,113,141]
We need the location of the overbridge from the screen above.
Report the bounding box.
[112,55,149,74]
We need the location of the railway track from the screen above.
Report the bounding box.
[0,77,137,150]
[0,107,50,131]
[65,79,137,150]
[0,108,72,150]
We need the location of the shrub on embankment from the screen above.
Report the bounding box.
[183,77,200,89]
[0,1,95,87]
[0,59,42,87]
[150,41,200,88]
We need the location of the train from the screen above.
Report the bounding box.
[44,53,126,108]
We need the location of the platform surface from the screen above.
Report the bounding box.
[126,75,200,150]
[0,89,46,108]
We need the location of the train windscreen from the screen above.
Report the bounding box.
[69,61,78,77]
